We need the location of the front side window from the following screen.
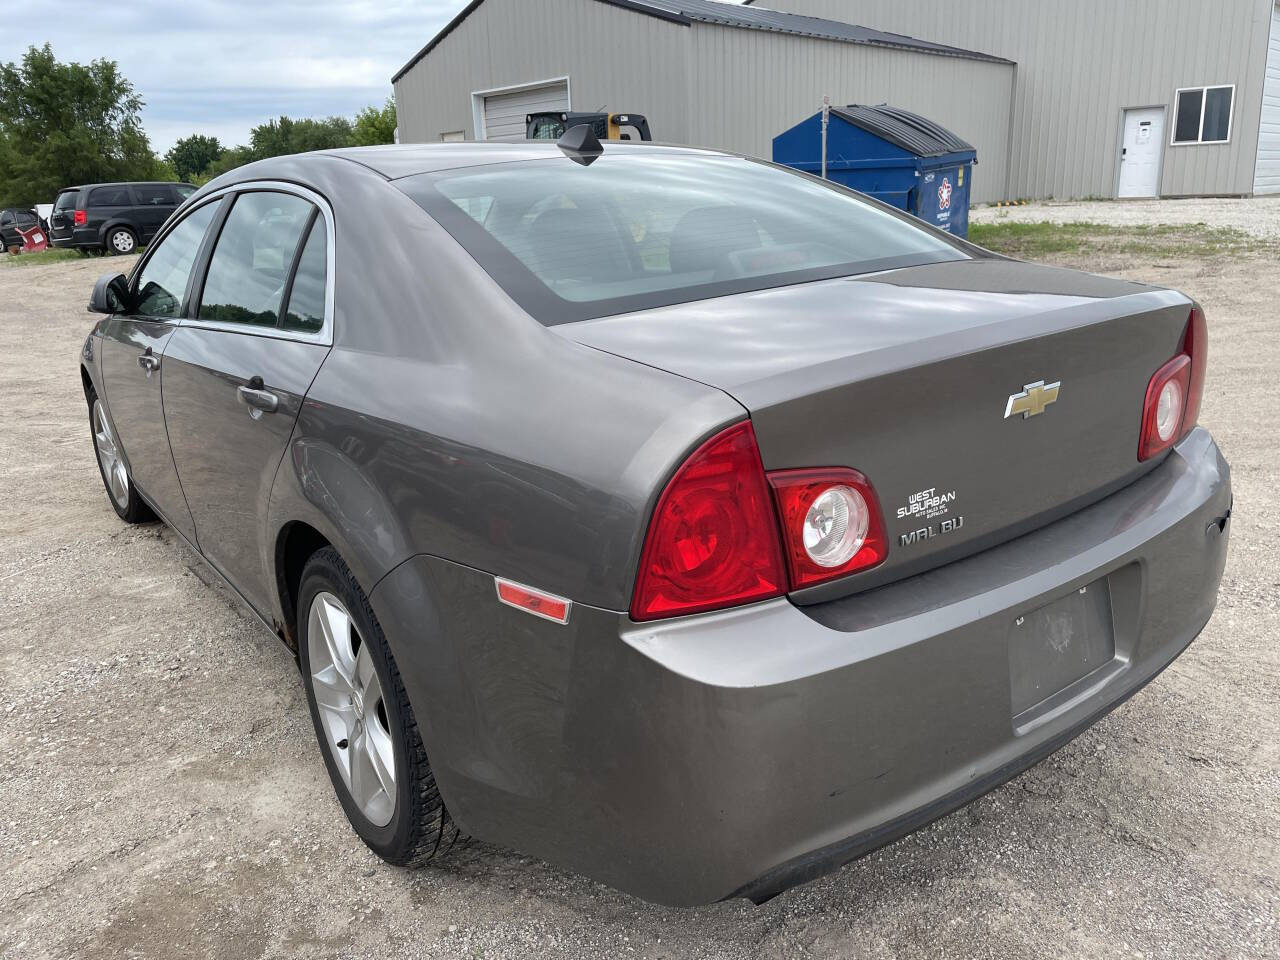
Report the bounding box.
[1173,86,1234,144]
[133,202,218,318]
[88,186,133,207]
[198,192,314,327]
[174,184,197,201]
[397,153,967,324]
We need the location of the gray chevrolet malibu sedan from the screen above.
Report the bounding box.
[79,139,1231,906]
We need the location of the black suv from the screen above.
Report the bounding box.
[49,181,196,254]
[0,207,41,250]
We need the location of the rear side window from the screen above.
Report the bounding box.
[133,202,218,318]
[281,218,327,333]
[88,186,133,207]
[198,192,314,327]
[54,191,78,212]
[135,184,176,205]
[398,153,967,324]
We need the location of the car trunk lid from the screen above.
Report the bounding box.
[557,259,1194,600]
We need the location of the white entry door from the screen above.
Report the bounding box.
[1118,107,1165,198]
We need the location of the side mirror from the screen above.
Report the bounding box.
[88,272,130,315]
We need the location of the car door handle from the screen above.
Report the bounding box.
[137,353,160,373]
[237,385,279,414]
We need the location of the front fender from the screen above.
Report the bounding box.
[79,323,106,402]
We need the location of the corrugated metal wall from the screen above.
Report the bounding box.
[749,0,1274,198]
[393,0,694,147]
[392,0,1014,202]
[1255,2,1280,193]
[686,27,1012,202]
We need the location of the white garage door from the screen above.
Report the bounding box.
[1255,3,1280,194]
[481,82,569,142]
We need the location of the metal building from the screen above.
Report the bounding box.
[392,0,1016,203]
[745,0,1280,198]
[394,0,1280,200]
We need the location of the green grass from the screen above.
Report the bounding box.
[2,246,141,267]
[968,220,1274,261]
[1,247,89,266]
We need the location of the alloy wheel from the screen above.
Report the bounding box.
[110,230,135,253]
[92,400,129,508]
[307,591,397,827]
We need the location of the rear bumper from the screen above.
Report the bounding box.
[370,428,1231,906]
[49,227,97,248]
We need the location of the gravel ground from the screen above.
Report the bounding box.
[1,225,1277,959]
[970,195,1280,241]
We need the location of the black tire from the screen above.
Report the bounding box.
[86,385,155,524]
[105,226,137,255]
[297,547,460,866]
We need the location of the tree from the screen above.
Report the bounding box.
[165,134,223,182]
[250,115,355,158]
[204,145,254,182]
[352,98,397,146]
[0,44,162,206]
[200,97,398,182]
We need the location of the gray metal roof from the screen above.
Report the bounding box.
[393,0,1011,83]
[608,1,1012,63]
[832,104,976,158]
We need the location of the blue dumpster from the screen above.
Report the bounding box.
[773,104,977,237]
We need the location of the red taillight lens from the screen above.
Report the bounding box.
[1138,305,1207,461]
[630,421,787,621]
[768,469,888,588]
[73,210,86,225]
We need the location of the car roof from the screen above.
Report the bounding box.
[308,141,728,180]
[60,181,194,192]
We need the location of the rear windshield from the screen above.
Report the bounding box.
[397,152,968,324]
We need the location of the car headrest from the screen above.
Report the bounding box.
[667,206,763,276]
[526,205,631,285]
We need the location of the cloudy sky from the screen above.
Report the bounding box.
[1,0,466,152]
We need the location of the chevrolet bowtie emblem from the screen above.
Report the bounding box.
[1004,380,1061,419]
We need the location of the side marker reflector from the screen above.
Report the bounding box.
[495,578,571,624]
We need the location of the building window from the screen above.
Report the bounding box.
[1172,85,1234,145]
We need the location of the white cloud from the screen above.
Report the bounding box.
[1,0,462,151]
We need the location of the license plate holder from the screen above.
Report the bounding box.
[1009,578,1116,716]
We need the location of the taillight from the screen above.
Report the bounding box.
[73,210,86,226]
[630,422,786,621]
[630,422,889,620]
[768,469,888,588]
[1139,305,1207,461]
